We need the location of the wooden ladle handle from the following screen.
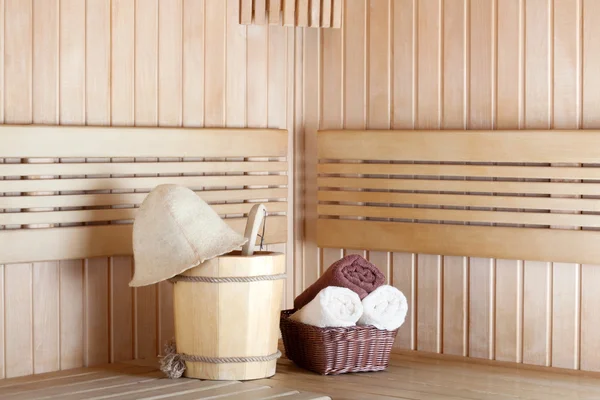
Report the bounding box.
[241,204,267,256]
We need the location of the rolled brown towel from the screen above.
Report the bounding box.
[294,254,386,311]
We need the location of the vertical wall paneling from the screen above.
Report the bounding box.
[415,0,442,354]
[581,0,600,373]
[306,0,600,371]
[366,0,391,284]
[58,0,86,371]
[157,0,183,355]
[205,0,226,127]
[495,0,523,364]
[551,0,581,370]
[523,0,552,368]
[467,0,495,361]
[32,0,60,374]
[320,1,343,274]
[85,0,111,368]
[441,0,467,357]
[391,0,416,351]
[183,0,205,127]
[0,0,297,376]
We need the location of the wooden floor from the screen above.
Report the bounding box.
[2,352,600,400]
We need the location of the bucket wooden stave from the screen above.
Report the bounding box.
[172,250,285,381]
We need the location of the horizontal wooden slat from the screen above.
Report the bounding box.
[318,163,600,180]
[319,204,600,228]
[0,202,287,226]
[318,190,600,213]
[1,126,288,158]
[0,216,287,264]
[317,219,600,265]
[318,130,600,163]
[0,188,288,210]
[1,175,287,193]
[318,177,600,196]
[0,161,287,177]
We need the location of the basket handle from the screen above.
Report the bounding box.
[241,203,267,256]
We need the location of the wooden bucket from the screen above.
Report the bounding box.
[172,250,286,381]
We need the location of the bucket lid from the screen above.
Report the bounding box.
[129,184,248,287]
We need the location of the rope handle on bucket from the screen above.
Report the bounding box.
[160,340,282,379]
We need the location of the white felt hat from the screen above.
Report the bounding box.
[129,184,248,287]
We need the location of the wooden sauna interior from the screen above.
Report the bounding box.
[2,0,600,397]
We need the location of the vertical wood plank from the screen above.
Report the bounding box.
[227,0,247,128]
[85,0,111,368]
[441,0,467,357]
[344,0,366,132]
[0,0,4,127]
[367,0,391,283]
[255,0,267,25]
[310,0,321,27]
[303,27,321,289]
[58,0,85,371]
[85,259,109,366]
[32,0,60,374]
[416,0,442,354]
[332,0,342,28]
[159,0,183,127]
[205,0,226,126]
[112,0,135,126]
[269,0,281,25]
[495,0,524,364]
[551,0,581,370]
[468,0,495,361]
[60,261,84,370]
[321,0,332,28]
[523,262,552,366]
[247,24,268,128]
[5,0,32,124]
[268,26,287,130]
[86,0,111,125]
[183,0,205,127]
[523,0,552,367]
[5,265,33,378]
[582,0,600,128]
[135,0,159,126]
[321,7,344,272]
[391,0,416,350]
[297,0,309,27]
[581,264,600,371]
[240,0,253,24]
[580,0,600,372]
[283,0,295,26]
[110,257,133,362]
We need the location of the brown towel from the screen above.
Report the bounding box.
[294,254,385,311]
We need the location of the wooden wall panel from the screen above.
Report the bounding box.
[303,0,600,372]
[0,0,296,378]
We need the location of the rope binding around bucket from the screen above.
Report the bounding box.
[160,340,282,379]
[168,273,287,284]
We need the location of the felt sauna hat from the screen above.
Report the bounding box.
[129,184,248,287]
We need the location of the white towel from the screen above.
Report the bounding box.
[290,286,363,328]
[358,285,408,331]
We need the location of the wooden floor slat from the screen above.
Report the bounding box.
[3,354,600,400]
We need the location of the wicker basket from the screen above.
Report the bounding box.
[279,309,398,375]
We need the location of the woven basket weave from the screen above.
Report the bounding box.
[279,310,398,375]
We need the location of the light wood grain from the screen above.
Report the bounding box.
[174,252,285,380]
[240,0,253,24]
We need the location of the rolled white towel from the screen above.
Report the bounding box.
[290,286,363,328]
[358,285,408,331]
